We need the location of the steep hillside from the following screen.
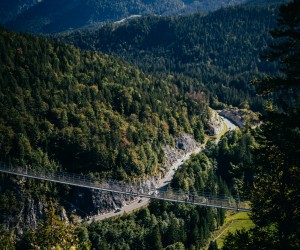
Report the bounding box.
[0,27,208,180]
[244,0,290,7]
[3,0,246,34]
[60,5,279,111]
[0,26,211,239]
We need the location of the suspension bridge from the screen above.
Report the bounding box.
[0,162,250,212]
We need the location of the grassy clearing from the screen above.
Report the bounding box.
[216,121,228,140]
[215,211,254,249]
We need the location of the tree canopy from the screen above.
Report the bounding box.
[223,1,300,249]
[0,26,208,180]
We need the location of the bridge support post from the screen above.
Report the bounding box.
[236,199,240,211]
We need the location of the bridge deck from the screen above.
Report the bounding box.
[0,164,250,212]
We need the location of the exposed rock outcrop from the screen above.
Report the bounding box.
[1,133,201,229]
[219,108,260,128]
[70,133,200,217]
[206,109,224,136]
[0,177,48,236]
[163,133,200,170]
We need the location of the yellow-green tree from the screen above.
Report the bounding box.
[22,204,91,250]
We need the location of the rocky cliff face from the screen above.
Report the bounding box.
[69,133,200,217]
[206,109,224,136]
[219,109,245,127]
[7,195,47,236]
[66,188,134,216]
[1,132,201,231]
[219,108,260,127]
[163,133,200,170]
[0,176,60,237]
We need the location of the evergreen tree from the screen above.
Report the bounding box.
[0,226,15,250]
[224,1,300,249]
[251,1,300,249]
[208,240,218,250]
[222,230,253,250]
[148,225,163,250]
[18,203,89,249]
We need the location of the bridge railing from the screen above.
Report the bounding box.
[0,163,250,212]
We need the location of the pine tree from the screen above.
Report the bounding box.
[223,1,300,249]
[208,240,218,250]
[148,225,163,250]
[250,0,300,249]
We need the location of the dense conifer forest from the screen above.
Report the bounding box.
[0,27,209,179]
[2,0,246,33]
[60,5,280,111]
[0,25,210,248]
[0,0,299,249]
[0,22,250,248]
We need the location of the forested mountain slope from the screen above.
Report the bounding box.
[222,0,300,249]
[244,0,290,7]
[3,0,246,34]
[0,0,38,24]
[60,5,279,111]
[0,27,208,180]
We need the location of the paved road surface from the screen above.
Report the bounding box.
[221,116,237,131]
[88,146,202,222]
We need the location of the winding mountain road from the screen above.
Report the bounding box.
[221,115,237,131]
[88,117,236,222]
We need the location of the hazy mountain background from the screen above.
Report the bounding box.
[244,0,290,6]
[59,5,280,111]
[1,0,248,33]
[0,0,290,34]
[0,0,39,24]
